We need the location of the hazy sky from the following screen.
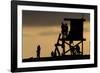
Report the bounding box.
[22,10,90,27]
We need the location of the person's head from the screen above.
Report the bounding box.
[65,23,68,26]
[38,45,40,47]
[37,45,41,49]
[61,22,64,24]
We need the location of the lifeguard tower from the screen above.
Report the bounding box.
[51,18,86,57]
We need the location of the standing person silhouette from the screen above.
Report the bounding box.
[61,22,68,39]
[75,44,81,55]
[37,45,41,58]
[70,41,75,55]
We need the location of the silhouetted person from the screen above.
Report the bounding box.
[51,51,54,57]
[61,23,68,55]
[75,45,81,55]
[70,41,75,55]
[61,22,68,39]
[37,45,41,58]
[51,51,57,57]
[70,46,75,55]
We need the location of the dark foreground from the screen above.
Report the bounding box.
[22,55,90,62]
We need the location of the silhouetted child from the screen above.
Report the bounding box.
[36,45,41,58]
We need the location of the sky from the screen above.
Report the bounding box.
[22,10,90,27]
[22,10,90,59]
